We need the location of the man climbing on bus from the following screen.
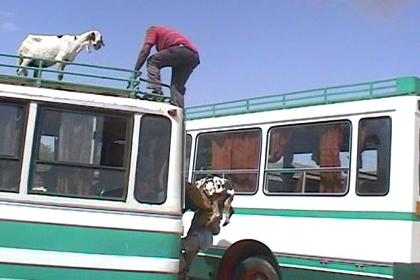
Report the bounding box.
[179,176,235,279]
[132,26,200,107]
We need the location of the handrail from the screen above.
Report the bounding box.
[0,53,172,102]
[2,53,136,73]
[186,76,420,120]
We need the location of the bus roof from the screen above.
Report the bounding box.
[0,53,171,103]
[186,76,420,120]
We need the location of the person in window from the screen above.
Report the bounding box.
[133,26,200,107]
[267,131,295,192]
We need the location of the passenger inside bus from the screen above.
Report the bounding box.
[266,122,349,194]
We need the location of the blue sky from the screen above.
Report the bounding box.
[1,0,419,107]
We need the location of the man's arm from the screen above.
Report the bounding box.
[134,43,152,71]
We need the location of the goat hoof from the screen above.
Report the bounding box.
[17,70,28,77]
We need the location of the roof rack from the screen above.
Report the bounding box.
[0,53,172,102]
[186,76,420,120]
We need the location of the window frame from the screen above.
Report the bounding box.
[30,104,133,201]
[356,116,392,197]
[134,114,172,205]
[185,133,192,179]
[0,98,28,193]
[264,120,352,197]
[193,127,262,195]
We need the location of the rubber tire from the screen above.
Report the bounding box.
[236,256,279,280]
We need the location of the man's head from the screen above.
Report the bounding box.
[147,26,159,33]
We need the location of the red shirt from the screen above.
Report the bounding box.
[144,26,198,53]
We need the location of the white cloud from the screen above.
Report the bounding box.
[342,0,411,21]
[0,10,19,32]
[313,0,412,21]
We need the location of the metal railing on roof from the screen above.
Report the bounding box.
[186,76,420,120]
[0,53,172,102]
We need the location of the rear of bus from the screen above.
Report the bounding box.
[0,81,184,279]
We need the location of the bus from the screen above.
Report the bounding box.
[0,53,184,279]
[185,76,420,280]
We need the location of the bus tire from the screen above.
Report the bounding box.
[236,256,280,280]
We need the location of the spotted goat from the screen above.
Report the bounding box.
[186,175,235,232]
[17,30,105,80]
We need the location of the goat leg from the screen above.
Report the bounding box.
[57,63,65,81]
[222,194,234,227]
[16,58,32,77]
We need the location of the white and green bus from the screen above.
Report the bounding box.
[185,77,420,280]
[0,53,184,279]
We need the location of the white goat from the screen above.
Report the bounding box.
[17,30,105,80]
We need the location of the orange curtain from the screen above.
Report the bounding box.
[231,134,259,169]
[211,133,260,169]
[319,125,343,193]
[211,133,260,192]
[211,135,233,170]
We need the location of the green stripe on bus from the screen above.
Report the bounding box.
[0,263,177,280]
[198,248,393,277]
[0,220,180,258]
[277,255,393,276]
[235,208,420,221]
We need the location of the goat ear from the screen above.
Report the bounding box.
[89,32,96,41]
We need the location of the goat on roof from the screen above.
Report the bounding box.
[16,30,105,80]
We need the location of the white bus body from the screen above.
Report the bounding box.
[185,77,420,280]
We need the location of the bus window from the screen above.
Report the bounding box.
[185,133,192,180]
[30,107,131,200]
[194,129,261,193]
[0,101,26,192]
[265,121,350,195]
[356,117,391,195]
[134,115,171,204]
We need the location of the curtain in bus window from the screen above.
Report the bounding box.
[211,135,233,169]
[0,103,24,191]
[319,125,344,193]
[0,105,22,156]
[211,131,260,192]
[56,113,99,196]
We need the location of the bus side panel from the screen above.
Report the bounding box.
[0,263,177,280]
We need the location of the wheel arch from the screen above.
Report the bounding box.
[217,239,280,280]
